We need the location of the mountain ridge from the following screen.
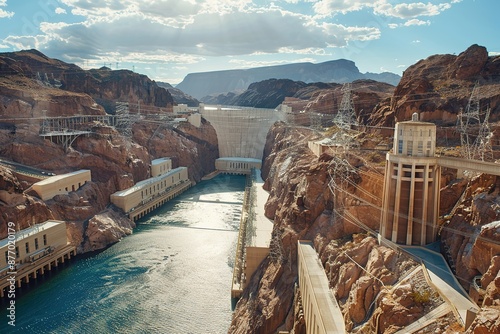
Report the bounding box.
[175,59,401,99]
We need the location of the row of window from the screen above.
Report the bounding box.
[227,162,254,169]
[141,174,182,199]
[398,140,432,156]
[58,182,83,193]
[399,128,432,137]
[4,234,48,262]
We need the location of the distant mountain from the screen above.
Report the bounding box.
[156,82,199,107]
[201,78,395,113]
[175,59,401,99]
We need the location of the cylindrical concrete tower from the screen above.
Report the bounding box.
[380,113,441,245]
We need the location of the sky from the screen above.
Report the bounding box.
[0,0,498,85]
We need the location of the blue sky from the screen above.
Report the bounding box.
[0,0,497,84]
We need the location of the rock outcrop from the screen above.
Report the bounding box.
[0,49,174,115]
[369,44,500,130]
[0,49,218,254]
[81,208,136,253]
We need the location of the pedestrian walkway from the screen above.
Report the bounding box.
[403,245,479,327]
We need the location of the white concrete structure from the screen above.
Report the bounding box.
[199,104,284,163]
[188,113,202,127]
[380,113,441,245]
[0,221,67,267]
[110,167,189,213]
[244,172,274,286]
[32,169,91,201]
[0,220,76,296]
[151,157,172,177]
[173,104,190,114]
[297,241,346,334]
[215,157,262,175]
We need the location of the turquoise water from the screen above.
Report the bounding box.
[0,174,245,333]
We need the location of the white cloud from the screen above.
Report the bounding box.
[404,19,430,26]
[4,3,381,66]
[412,40,421,43]
[229,58,316,68]
[374,1,452,19]
[312,0,457,20]
[1,0,459,75]
[313,0,373,16]
[0,0,13,19]
[3,35,48,50]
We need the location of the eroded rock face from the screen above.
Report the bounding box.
[368,44,500,130]
[0,165,54,237]
[466,306,500,334]
[231,123,401,333]
[441,175,500,287]
[81,208,136,253]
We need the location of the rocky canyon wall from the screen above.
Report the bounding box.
[231,122,500,334]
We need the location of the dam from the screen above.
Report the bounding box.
[200,104,285,173]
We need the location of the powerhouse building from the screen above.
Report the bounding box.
[111,167,189,213]
[32,170,91,201]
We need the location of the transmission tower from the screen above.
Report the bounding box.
[456,83,493,161]
[334,83,358,131]
[328,154,357,214]
[472,107,493,161]
[115,102,132,137]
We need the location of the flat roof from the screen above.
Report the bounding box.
[397,120,435,126]
[217,157,262,163]
[151,157,171,165]
[0,220,65,249]
[33,169,90,186]
[298,241,346,333]
[249,171,274,248]
[112,167,187,197]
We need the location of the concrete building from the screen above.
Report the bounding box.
[297,241,346,334]
[32,169,91,201]
[380,113,441,245]
[215,157,262,175]
[110,167,189,214]
[308,138,335,157]
[0,220,76,297]
[151,157,172,177]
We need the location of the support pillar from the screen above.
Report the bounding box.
[406,163,416,245]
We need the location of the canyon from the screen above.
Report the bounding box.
[0,45,500,333]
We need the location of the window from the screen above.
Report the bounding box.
[15,247,19,258]
[4,251,8,263]
[43,234,47,246]
[418,141,423,155]
[35,238,39,250]
[426,141,431,156]
[407,141,413,156]
[398,140,403,154]
[25,242,30,254]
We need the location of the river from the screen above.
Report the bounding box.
[0,174,246,333]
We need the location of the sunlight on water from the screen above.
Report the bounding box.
[0,174,246,333]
